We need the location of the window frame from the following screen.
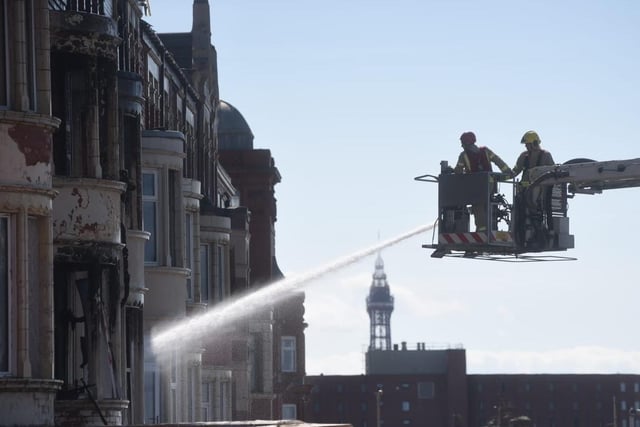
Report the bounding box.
[200,243,210,302]
[24,0,36,111]
[144,362,160,424]
[214,243,225,302]
[142,169,159,264]
[281,336,296,373]
[282,403,297,420]
[0,0,8,108]
[185,212,193,300]
[201,380,211,421]
[0,215,12,375]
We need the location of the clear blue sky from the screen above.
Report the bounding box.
[148,0,640,374]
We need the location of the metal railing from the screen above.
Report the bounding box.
[48,0,113,16]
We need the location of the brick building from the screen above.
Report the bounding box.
[305,255,640,427]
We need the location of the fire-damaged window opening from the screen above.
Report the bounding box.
[53,62,108,177]
[146,55,161,129]
[122,113,142,230]
[54,260,121,400]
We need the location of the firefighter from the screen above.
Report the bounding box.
[511,130,555,183]
[511,130,556,248]
[454,131,512,231]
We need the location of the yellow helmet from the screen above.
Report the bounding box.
[521,130,541,145]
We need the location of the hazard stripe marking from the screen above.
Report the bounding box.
[439,231,514,245]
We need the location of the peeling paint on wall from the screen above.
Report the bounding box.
[0,124,51,186]
[8,124,52,166]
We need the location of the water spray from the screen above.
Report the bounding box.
[151,223,434,354]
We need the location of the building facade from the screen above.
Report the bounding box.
[0,0,306,425]
[0,1,63,425]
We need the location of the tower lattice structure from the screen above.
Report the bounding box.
[366,253,394,350]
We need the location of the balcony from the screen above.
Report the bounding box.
[52,177,126,244]
[49,0,120,60]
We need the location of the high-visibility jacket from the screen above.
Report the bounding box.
[454,146,511,174]
[512,149,554,183]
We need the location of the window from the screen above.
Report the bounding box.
[146,56,161,128]
[621,400,627,411]
[214,244,225,302]
[635,383,640,393]
[201,381,211,420]
[220,380,230,420]
[185,213,193,300]
[402,401,410,411]
[0,216,9,373]
[168,170,179,267]
[0,0,8,107]
[200,244,210,302]
[250,332,263,393]
[282,404,297,420]
[144,363,160,424]
[187,365,197,421]
[24,0,36,110]
[417,382,434,399]
[622,382,627,393]
[281,336,296,372]
[170,350,178,422]
[142,171,158,263]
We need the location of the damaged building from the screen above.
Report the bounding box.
[0,0,307,425]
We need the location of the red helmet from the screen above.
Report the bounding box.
[460,131,476,145]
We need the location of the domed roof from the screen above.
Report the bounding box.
[215,100,254,150]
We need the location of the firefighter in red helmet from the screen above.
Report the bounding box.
[454,131,512,232]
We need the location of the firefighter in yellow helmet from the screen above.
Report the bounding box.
[512,131,556,248]
[453,131,512,232]
[511,131,555,184]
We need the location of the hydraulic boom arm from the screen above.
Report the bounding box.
[527,158,640,195]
